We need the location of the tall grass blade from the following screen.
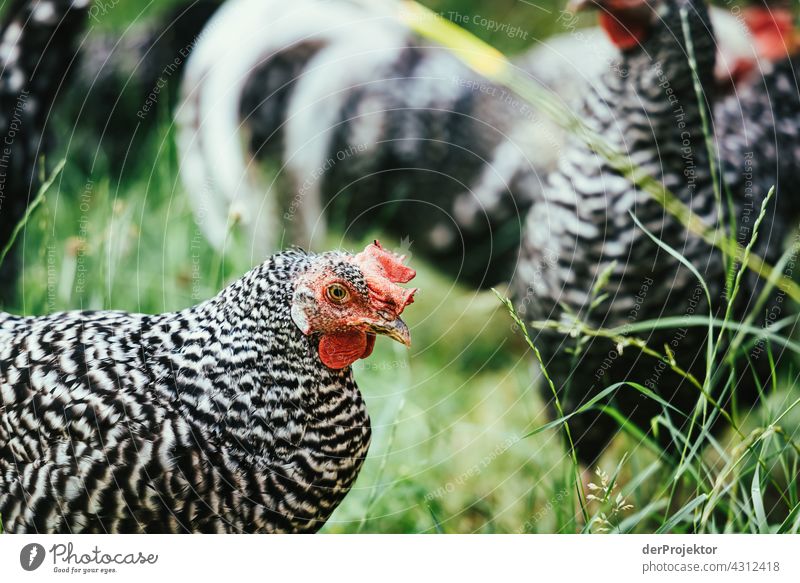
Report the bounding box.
[656,494,707,533]
[494,291,588,523]
[0,159,66,269]
[750,458,769,533]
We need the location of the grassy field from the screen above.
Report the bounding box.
[3,0,800,534]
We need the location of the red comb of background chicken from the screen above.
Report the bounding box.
[745,7,799,60]
[354,241,417,313]
[597,10,652,51]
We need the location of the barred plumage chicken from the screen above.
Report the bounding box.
[513,0,789,464]
[716,0,800,221]
[66,0,221,167]
[0,241,416,533]
[177,0,543,289]
[0,0,89,303]
[717,56,800,221]
[175,0,780,291]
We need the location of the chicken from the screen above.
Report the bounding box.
[512,0,788,464]
[514,0,798,97]
[0,241,416,533]
[64,0,221,168]
[176,0,549,289]
[0,0,89,303]
[510,0,798,180]
[174,0,778,291]
[716,0,800,221]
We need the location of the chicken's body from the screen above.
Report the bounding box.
[717,52,800,221]
[0,244,416,533]
[513,0,787,464]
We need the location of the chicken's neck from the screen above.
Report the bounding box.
[519,0,721,323]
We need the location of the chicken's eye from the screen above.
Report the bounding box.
[326,283,350,304]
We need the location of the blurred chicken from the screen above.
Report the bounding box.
[513,0,789,464]
[0,0,89,304]
[175,0,794,290]
[517,0,799,193]
[177,0,545,288]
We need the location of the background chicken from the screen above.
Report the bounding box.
[516,0,798,95]
[0,0,88,304]
[513,0,789,464]
[0,241,416,533]
[39,0,797,292]
[177,0,542,289]
[175,0,796,291]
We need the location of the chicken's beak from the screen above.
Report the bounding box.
[568,0,597,12]
[366,317,412,347]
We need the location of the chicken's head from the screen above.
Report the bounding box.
[291,241,417,370]
[570,0,659,51]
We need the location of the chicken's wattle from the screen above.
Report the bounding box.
[319,331,376,369]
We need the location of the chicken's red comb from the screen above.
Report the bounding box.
[357,240,416,283]
[354,240,417,310]
[745,7,799,60]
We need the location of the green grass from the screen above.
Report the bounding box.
[8,139,576,534]
[8,121,799,535]
[2,0,799,534]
